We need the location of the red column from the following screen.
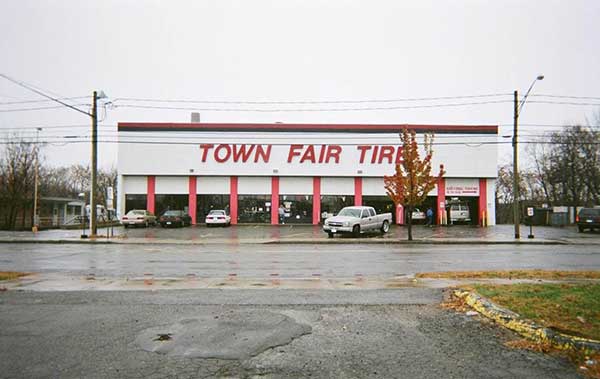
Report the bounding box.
[354,177,363,206]
[437,177,445,225]
[313,177,321,225]
[189,176,197,224]
[396,204,404,225]
[230,176,238,225]
[479,178,487,226]
[147,176,155,214]
[271,176,279,225]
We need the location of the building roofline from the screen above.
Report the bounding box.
[118,122,498,134]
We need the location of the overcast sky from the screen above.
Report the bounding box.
[1,0,599,170]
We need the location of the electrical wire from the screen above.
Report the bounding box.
[0,96,88,105]
[0,73,91,116]
[113,100,513,113]
[113,93,513,105]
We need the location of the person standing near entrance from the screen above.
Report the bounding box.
[426,207,434,226]
[278,204,285,224]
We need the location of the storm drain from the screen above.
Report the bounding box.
[136,311,312,360]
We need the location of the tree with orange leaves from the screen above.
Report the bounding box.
[384,129,445,241]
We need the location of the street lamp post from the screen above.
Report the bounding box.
[513,75,544,239]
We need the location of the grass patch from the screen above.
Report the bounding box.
[473,283,600,341]
[417,270,600,280]
[0,271,28,281]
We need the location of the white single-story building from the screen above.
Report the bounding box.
[117,122,497,225]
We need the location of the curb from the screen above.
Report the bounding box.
[454,289,600,354]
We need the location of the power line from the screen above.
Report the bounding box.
[0,96,88,105]
[113,100,513,113]
[1,138,597,147]
[114,93,513,105]
[0,104,91,113]
[0,73,91,116]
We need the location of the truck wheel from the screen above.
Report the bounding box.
[327,232,334,238]
[352,225,360,237]
[578,226,584,233]
[380,220,390,234]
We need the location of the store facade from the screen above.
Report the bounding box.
[117,123,497,226]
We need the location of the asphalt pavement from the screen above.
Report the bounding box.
[0,290,580,379]
[1,226,597,378]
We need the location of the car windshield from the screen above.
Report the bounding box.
[208,210,225,216]
[164,211,181,216]
[337,208,361,218]
[580,208,600,217]
[128,210,145,215]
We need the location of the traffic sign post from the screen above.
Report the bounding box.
[527,207,535,239]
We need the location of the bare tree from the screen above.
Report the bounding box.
[0,139,36,229]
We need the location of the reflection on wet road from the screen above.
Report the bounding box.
[1,243,598,279]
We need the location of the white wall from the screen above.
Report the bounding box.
[118,131,498,178]
[280,177,313,194]
[197,176,230,194]
[238,176,271,194]
[155,176,188,194]
[122,175,147,194]
[321,177,354,195]
[362,177,386,196]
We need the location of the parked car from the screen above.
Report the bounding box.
[576,207,600,232]
[411,208,426,223]
[159,210,192,227]
[121,209,156,228]
[205,209,231,227]
[323,206,392,238]
[450,204,471,223]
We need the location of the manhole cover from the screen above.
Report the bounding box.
[136,311,311,359]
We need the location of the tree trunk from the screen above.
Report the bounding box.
[407,205,413,241]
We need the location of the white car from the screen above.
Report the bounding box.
[411,208,426,223]
[205,210,231,227]
[121,209,157,228]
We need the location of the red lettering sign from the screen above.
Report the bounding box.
[200,144,401,165]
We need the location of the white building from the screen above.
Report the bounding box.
[117,122,497,225]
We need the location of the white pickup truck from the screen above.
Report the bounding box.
[323,206,392,238]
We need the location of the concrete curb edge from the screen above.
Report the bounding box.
[454,289,600,354]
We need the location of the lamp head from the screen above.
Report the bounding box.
[536,75,544,81]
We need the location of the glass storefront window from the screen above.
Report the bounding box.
[279,195,312,224]
[155,194,189,217]
[362,196,396,223]
[238,195,271,223]
[125,194,147,213]
[320,195,354,222]
[197,194,230,222]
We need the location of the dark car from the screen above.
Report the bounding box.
[576,207,600,232]
[159,210,192,227]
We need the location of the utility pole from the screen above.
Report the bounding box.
[32,127,42,232]
[90,91,98,237]
[512,90,520,239]
[512,75,544,239]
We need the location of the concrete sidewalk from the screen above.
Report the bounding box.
[0,224,598,245]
